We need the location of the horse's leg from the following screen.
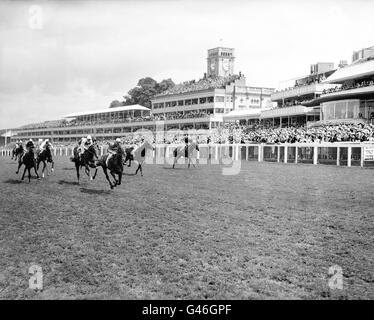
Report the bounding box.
[172,155,178,169]
[103,167,114,189]
[139,163,143,176]
[110,171,118,186]
[16,161,22,174]
[42,161,46,178]
[51,160,54,172]
[118,172,122,185]
[34,163,40,179]
[128,159,131,167]
[92,168,98,180]
[21,166,27,180]
[28,167,32,183]
[76,162,80,184]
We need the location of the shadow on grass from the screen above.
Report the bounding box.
[162,166,188,170]
[3,179,23,184]
[61,167,75,171]
[58,180,79,186]
[80,187,111,195]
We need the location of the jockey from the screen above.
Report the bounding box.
[25,139,35,155]
[78,135,93,155]
[39,139,53,161]
[106,138,123,165]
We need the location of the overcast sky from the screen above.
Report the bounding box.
[1,0,373,129]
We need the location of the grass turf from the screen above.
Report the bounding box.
[0,156,373,299]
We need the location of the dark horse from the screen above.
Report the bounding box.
[12,145,24,161]
[37,145,55,178]
[16,147,40,182]
[123,146,134,167]
[70,144,99,183]
[93,148,124,189]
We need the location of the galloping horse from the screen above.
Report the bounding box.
[70,144,99,183]
[37,145,55,178]
[130,140,155,176]
[16,147,40,182]
[93,147,124,189]
[172,141,199,169]
[12,145,24,161]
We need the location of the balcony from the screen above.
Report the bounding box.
[271,83,339,101]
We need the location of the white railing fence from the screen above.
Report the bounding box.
[1,143,374,167]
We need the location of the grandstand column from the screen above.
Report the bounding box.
[54,148,57,156]
[313,146,318,165]
[347,147,352,167]
[245,146,248,161]
[295,147,298,164]
[336,147,340,166]
[284,145,288,163]
[215,145,218,160]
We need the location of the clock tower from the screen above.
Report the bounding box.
[207,47,235,77]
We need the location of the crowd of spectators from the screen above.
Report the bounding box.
[322,79,374,95]
[155,74,241,96]
[47,122,374,148]
[274,74,327,93]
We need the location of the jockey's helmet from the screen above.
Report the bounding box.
[115,138,121,143]
[87,135,92,141]
[19,140,22,143]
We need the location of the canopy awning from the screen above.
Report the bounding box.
[223,108,263,120]
[64,105,150,118]
[260,105,319,119]
[322,59,374,84]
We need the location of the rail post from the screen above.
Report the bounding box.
[295,146,298,164]
[245,146,248,161]
[336,147,340,166]
[347,146,352,167]
[313,145,318,165]
[277,146,280,163]
[360,146,364,167]
[284,145,288,163]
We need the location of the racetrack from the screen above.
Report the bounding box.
[0,156,373,299]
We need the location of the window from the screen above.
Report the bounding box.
[171,101,177,107]
[199,97,206,104]
[192,98,198,105]
[215,96,224,102]
[178,100,184,106]
[185,99,192,105]
[207,96,214,103]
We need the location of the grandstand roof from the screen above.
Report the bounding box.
[64,105,150,118]
[323,59,374,84]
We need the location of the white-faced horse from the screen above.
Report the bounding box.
[131,140,155,176]
[172,141,199,169]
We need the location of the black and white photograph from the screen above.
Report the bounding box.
[0,0,373,305]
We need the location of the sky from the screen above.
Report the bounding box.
[0,0,374,129]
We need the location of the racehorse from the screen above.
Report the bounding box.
[123,146,135,167]
[93,147,124,189]
[36,145,55,178]
[16,147,40,182]
[70,144,99,183]
[11,145,23,161]
[172,141,199,169]
[130,140,155,176]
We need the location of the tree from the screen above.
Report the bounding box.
[109,100,123,108]
[109,77,175,109]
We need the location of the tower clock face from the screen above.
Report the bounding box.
[222,59,230,71]
[210,62,216,71]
